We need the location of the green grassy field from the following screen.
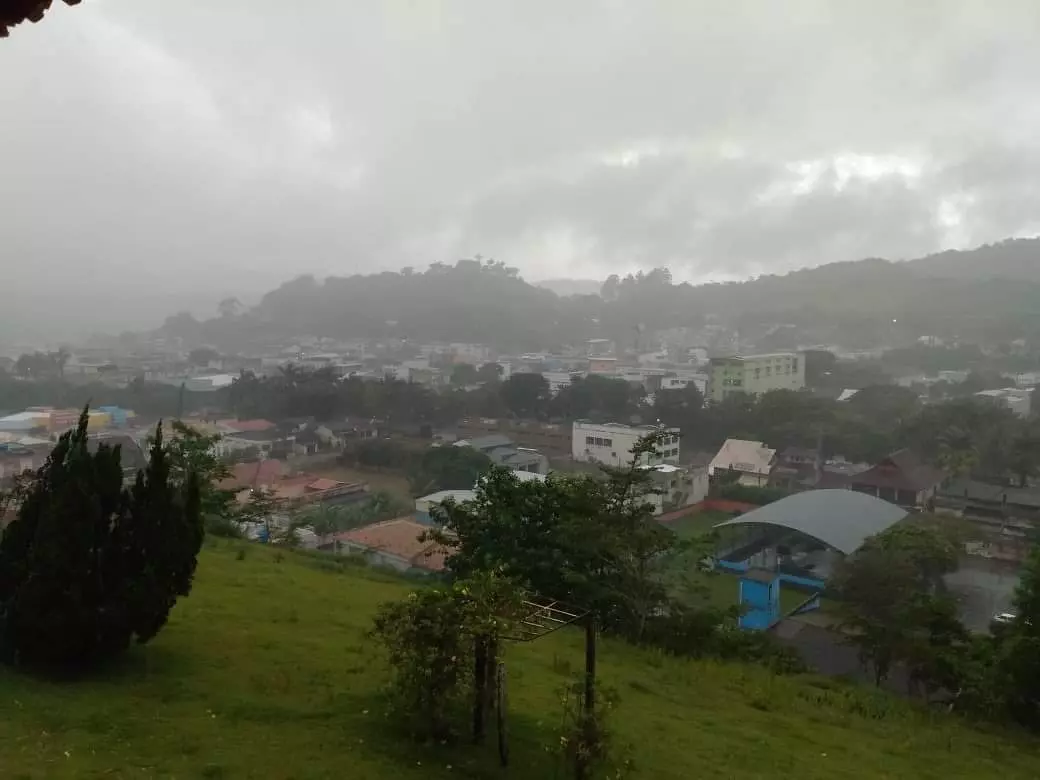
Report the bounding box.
[2,541,1038,779]
[661,509,732,539]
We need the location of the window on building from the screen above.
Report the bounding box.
[754,367,761,379]
[586,436,595,447]
[792,358,799,371]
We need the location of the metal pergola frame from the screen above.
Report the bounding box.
[501,598,589,642]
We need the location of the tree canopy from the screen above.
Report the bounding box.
[1,0,81,38]
[0,410,203,670]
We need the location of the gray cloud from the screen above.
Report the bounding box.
[2,0,1040,339]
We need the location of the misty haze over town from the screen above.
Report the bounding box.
[3,1,1040,340]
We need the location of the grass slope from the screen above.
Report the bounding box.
[2,542,1038,779]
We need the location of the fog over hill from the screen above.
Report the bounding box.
[5,2,1040,344]
[127,239,1040,357]
[534,279,603,298]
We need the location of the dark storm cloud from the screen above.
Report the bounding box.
[2,0,1040,337]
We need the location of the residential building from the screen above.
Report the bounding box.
[572,421,680,467]
[457,418,571,454]
[706,352,806,403]
[708,439,777,487]
[314,418,381,449]
[456,433,514,454]
[415,489,478,526]
[0,442,51,482]
[268,475,367,510]
[645,464,709,515]
[544,371,580,396]
[936,478,1040,524]
[769,446,821,491]
[454,434,550,474]
[849,449,945,508]
[975,388,1032,418]
[487,446,549,474]
[333,518,449,573]
[219,459,286,491]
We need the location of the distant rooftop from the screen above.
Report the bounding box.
[711,352,801,362]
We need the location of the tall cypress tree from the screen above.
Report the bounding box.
[0,409,203,670]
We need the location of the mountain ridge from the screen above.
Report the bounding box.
[144,238,1040,352]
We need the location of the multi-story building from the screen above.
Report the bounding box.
[572,421,680,467]
[707,352,805,403]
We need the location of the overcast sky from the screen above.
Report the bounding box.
[3,0,1040,340]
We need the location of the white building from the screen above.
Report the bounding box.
[976,388,1032,418]
[572,421,680,467]
[644,464,709,515]
[544,371,580,396]
[708,439,776,487]
[415,489,477,525]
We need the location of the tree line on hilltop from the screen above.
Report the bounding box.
[141,241,1040,355]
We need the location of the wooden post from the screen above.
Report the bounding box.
[496,661,509,767]
[584,617,597,718]
[486,635,499,716]
[473,635,488,744]
[577,616,598,780]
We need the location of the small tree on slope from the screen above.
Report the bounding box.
[1001,543,1040,728]
[0,409,202,670]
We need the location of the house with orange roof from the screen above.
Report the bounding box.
[333,518,450,574]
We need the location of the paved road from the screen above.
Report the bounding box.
[945,557,1020,632]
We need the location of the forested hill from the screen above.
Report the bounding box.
[153,240,1040,353]
[907,238,1040,283]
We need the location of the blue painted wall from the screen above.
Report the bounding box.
[738,575,780,630]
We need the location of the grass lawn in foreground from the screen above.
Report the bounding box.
[1,541,1038,779]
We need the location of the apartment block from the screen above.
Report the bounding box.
[572,421,680,467]
[707,352,805,403]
